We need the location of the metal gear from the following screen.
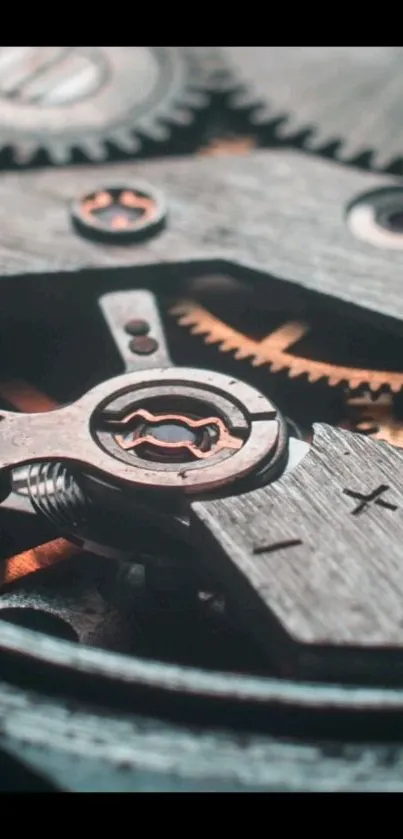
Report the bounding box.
[171,299,403,393]
[221,47,403,170]
[342,392,403,448]
[0,47,230,165]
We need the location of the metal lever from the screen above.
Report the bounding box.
[98,290,172,372]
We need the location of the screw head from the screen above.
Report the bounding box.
[129,336,159,355]
[71,183,166,244]
[124,319,150,336]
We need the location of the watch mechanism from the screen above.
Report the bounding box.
[1,47,403,792]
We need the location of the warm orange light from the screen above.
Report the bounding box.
[1,538,81,588]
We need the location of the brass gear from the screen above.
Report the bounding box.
[171,300,403,393]
[342,392,403,448]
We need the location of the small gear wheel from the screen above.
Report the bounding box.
[0,46,231,165]
[222,47,403,170]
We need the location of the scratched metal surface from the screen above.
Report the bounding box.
[1,74,403,787]
[0,151,401,335]
[194,424,403,683]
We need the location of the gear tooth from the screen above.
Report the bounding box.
[230,87,262,111]
[48,142,72,165]
[310,371,329,384]
[368,381,383,395]
[333,137,363,162]
[274,115,311,138]
[110,129,141,154]
[368,148,393,171]
[251,356,269,368]
[180,316,199,328]
[80,138,107,161]
[12,140,39,165]
[172,297,399,397]
[168,108,194,127]
[267,361,285,373]
[141,120,172,142]
[173,301,195,315]
[220,47,403,165]
[250,106,279,126]
[1,47,230,168]
[191,325,210,336]
[331,138,375,168]
[234,349,252,361]
[188,321,207,333]
[219,340,238,353]
[181,90,210,109]
[287,366,307,380]
[176,310,194,322]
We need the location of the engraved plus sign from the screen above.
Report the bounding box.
[343,484,398,516]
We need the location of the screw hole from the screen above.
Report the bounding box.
[379,209,403,234]
[347,186,403,249]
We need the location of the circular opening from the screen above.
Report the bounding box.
[0,608,78,641]
[347,187,403,249]
[380,209,403,233]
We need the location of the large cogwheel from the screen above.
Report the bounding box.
[221,47,403,170]
[0,47,231,165]
[171,299,403,393]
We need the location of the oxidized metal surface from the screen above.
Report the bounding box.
[0,47,230,163]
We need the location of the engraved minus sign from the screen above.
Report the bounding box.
[253,539,302,556]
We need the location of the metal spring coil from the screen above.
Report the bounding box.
[23,462,93,533]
